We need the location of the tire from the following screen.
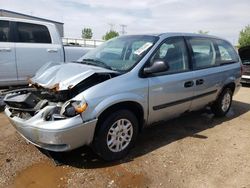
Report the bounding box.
[93,109,138,161]
[211,88,233,117]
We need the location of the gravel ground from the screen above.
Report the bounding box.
[0,86,250,188]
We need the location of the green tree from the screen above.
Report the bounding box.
[82,28,93,39]
[102,30,119,41]
[198,30,209,34]
[238,25,250,48]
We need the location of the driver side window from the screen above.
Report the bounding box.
[151,37,189,74]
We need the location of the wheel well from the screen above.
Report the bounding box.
[223,82,236,94]
[95,101,144,134]
[217,82,235,100]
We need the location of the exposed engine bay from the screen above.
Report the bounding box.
[4,72,118,120]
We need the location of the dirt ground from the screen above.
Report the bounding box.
[0,86,250,188]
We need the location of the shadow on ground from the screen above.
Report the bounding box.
[41,100,250,169]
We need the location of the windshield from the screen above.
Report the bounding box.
[77,35,158,72]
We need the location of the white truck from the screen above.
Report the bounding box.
[0,17,90,87]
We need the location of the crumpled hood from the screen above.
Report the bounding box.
[30,62,117,90]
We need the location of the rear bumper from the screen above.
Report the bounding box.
[5,106,97,151]
[241,75,250,84]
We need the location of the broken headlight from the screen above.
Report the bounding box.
[62,100,88,117]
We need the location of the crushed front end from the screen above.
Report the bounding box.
[4,86,97,151]
[4,85,97,151]
[3,62,119,151]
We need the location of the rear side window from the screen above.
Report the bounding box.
[216,40,238,64]
[0,21,10,42]
[16,22,51,43]
[188,38,216,69]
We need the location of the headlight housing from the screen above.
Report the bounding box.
[62,100,88,117]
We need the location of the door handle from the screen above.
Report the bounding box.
[184,81,194,88]
[0,47,11,52]
[47,49,58,53]
[196,79,204,85]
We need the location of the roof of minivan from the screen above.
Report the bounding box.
[122,32,228,42]
[159,32,224,40]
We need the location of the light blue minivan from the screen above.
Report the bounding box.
[4,33,241,161]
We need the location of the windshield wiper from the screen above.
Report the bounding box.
[80,58,113,70]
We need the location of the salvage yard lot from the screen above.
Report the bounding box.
[0,86,250,188]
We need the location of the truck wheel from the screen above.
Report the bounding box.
[211,88,233,117]
[93,110,138,161]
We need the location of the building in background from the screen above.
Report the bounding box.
[0,9,64,37]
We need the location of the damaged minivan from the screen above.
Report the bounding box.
[4,33,241,161]
[238,46,250,84]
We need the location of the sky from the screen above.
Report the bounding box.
[1,0,250,44]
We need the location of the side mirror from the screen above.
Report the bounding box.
[143,60,169,75]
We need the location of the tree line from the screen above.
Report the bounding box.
[82,27,119,41]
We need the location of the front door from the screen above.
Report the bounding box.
[147,37,195,124]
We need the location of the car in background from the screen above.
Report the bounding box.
[238,46,250,84]
[0,17,91,87]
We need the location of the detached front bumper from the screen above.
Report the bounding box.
[5,106,97,152]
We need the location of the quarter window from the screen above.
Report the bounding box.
[216,40,238,63]
[0,21,10,42]
[189,38,216,69]
[17,22,51,43]
[151,37,189,74]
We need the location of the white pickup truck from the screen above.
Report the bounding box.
[0,17,90,87]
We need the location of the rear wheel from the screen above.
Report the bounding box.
[93,110,138,161]
[211,88,233,117]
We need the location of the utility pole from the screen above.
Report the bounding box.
[120,24,127,35]
[108,23,115,31]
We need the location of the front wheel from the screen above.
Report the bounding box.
[93,110,138,161]
[211,88,233,117]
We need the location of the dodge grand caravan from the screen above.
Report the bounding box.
[4,33,241,161]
